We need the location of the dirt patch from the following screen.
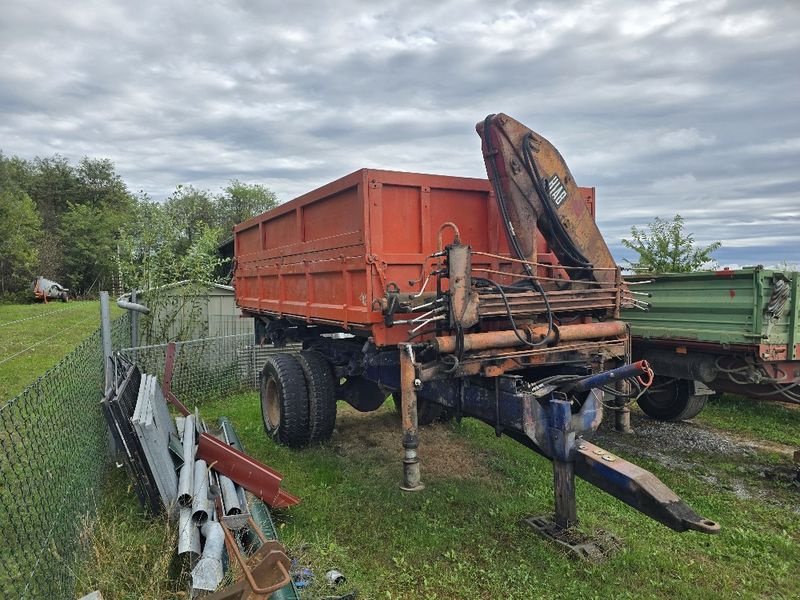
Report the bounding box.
[596,413,758,456]
[329,404,497,483]
[593,412,800,510]
[596,412,797,459]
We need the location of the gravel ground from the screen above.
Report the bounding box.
[592,411,799,508]
[595,412,760,457]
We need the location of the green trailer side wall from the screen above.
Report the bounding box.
[621,268,798,348]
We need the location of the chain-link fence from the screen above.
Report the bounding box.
[117,334,299,405]
[0,309,296,599]
[0,314,130,599]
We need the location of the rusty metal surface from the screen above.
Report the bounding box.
[234,167,597,347]
[433,320,627,354]
[399,344,424,491]
[477,113,618,286]
[204,522,291,599]
[196,433,300,509]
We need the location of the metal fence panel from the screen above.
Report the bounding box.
[118,335,299,405]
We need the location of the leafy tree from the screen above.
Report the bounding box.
[74,157,133,213]
[0,188,42,295]
[165,185,216,253]
[216,179,277,237]
[621,214,721,273]
[117,199,227,342]
[27,155,79,229]
[59,202,121,294]
[0,152,33,191]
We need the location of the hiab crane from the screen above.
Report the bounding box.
[233,113,719,555]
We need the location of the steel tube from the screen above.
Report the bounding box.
[219,474,242,515]
[433,320,626,354]
[116,299,151,314]
[191,459,211,524]
[130,290,140,347]
[177,414,195,507]
[177,506,201,557]
[567,360,649,393]
[191,520,225,592]
[100,291,112,393]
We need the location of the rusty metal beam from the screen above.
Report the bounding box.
[433,320,626,354]
[196,433,300,509]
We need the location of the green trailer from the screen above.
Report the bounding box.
[622,267,800,420]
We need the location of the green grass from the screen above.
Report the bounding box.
[73,469,190,600]
[79,393,799,599]
[0,301,121,401]
[695,394,800,447]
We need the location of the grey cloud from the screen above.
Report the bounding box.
[0,0,798,264]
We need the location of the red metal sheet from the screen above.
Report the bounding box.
[196,433,300,508]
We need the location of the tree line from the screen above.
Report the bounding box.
[0,152,277,300]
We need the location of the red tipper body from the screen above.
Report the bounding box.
[233,168,595,347]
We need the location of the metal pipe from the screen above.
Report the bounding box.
[219,474,242,515]
[191,459,211,524]
[116,299,150,314]
[566,360,649,393]
[177,414,195,507]
[130,290,140,347]
[191,520,225,592]
[100,291,112,393]
[177,506,201,557]
[433,320,626,354]
[437,221,461,250]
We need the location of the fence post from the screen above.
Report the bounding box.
[131,289,140,348]
[100,291,113,393]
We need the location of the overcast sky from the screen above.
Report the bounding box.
[1,0,798,266]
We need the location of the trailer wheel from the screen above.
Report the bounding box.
[297,351,337,444]
[260,354,310,448]
[637,377,707,421]
[392,395,444,426]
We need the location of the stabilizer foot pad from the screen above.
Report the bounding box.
[521,515,622,562]
[399,483,425,492]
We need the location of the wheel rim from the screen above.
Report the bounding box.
[263,377,281,429]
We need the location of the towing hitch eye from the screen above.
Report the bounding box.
[522,366,720,535]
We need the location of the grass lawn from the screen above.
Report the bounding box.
[78,392,800,600]
[0,301,121,401]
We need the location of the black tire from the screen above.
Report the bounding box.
[297,351,337,444]
[637,377,708,421]
[260,353,310,448]
[392,395,445,426]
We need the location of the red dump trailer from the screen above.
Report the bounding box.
[234,168,597,346]
[234,114,718,551]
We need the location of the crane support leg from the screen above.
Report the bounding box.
[399,344,424,491]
